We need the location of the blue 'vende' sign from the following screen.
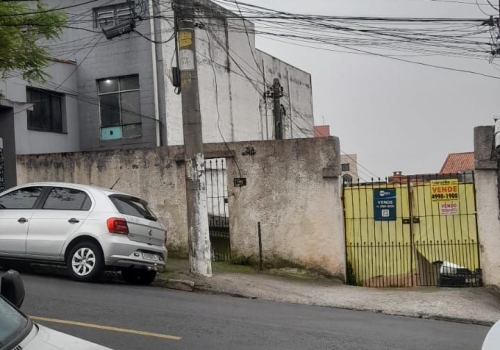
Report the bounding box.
[373,189,396,221]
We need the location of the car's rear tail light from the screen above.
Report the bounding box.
[164,230,168,246]
[107,218,129,234]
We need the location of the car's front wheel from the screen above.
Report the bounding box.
[66,241,104,282]
[121,268,157,285]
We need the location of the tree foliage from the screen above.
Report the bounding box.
[0,1,66,84]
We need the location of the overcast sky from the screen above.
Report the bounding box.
[242,0,500,180]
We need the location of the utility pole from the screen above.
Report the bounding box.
[0,138,4,193]
[174,0,212,277]
[265,78,284,140]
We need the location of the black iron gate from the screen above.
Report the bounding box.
[205,158,231,262]
[344,173,481,288]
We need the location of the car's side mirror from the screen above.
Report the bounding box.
[0,270,25,308]
[483,319,500,349]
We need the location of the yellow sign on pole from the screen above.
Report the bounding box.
[179,31,192,48]
[430,179,459,202]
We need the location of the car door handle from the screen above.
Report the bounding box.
[18,217,28,224]
[68,218,80,224]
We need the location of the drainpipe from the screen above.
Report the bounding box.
[262,58,268,140]
[286,68,293,139]
[149,0,161,147]
[495,119,500,212]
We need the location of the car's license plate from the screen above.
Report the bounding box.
[142,253,158,261]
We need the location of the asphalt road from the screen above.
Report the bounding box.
[8,271,491,350]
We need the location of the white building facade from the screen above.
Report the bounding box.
[0,0,315,189]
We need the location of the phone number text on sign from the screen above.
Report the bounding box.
[430,179,459,202]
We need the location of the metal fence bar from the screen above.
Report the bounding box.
[344,173,481,288]
[473,172,483,285]
[205,158,231,262]
[0,147,4,193]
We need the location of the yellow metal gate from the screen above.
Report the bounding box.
[344,174,481,287]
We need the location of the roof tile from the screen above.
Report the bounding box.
[440,152,474,173]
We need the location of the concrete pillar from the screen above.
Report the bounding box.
[476,170,500,286]
[0,107,17,189]
[474,125,500,286]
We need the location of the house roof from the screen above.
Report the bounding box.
[440,152,474,174]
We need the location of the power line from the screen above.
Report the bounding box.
[134,28,176,43]
[476,0,493,15]
[53,35,104,92]
[194,1,496,72]
[234,0,263,76]
[200,17,382,180]
[389,0,495,5]
[212,0,487,22]
[202,19,244,181]
[196,10,475,179]
[0,0,101,17]
[4,0,495,68]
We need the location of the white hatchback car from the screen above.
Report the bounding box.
[0,182,167,285]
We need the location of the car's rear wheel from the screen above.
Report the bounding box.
[121,268,157,285]
[66,241,104,282]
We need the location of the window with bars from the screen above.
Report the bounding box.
[26,88,64,133]
[98,75,141,140]
[94,2,134,28]
[342,163,350,172]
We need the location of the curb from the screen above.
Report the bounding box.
[153,278,195,291]
[154,277,254,299]
[158,279,496,327]
[337,307,496,327]
[20,265,498,327]
[193,285,255,299]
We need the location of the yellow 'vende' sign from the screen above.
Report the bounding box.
[430,179,459,202]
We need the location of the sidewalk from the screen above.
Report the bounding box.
[156,259,500,326]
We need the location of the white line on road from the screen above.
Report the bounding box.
[30,316,182,341]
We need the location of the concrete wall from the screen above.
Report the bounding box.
[474,125,500,286]
[475,170,500,286]
[16,137,345,277]
[0,61,80,155]
[226,137,343,277]
[44,0,159,151]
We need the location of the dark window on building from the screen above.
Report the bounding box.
[43,187,92,211]
[98,75,141,140]
[94,2,134,28]
[342,163,350,172]
[27,88,63,133]
[0,187,43,209]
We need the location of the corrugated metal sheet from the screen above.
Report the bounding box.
[440,152,474,174]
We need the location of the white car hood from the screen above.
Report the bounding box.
[21,324,113,350]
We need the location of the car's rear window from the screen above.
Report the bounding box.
[109,195,157,221]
